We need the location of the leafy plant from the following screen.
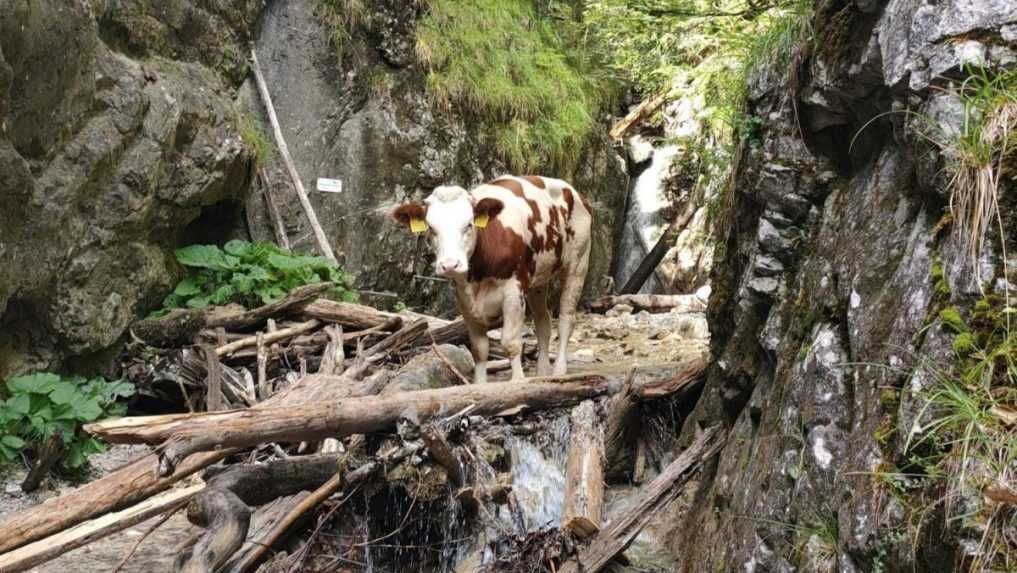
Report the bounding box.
[155,240,358,316]
[0,373,134,470]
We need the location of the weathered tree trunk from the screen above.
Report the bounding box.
[589,293,707,314]
[562,400,605,538]
[296,299,406,330]
[558,427,725,573]
[0,321,419,556]
[20,433,64,493]
[87,375,610,475]
[250,48,337,264]
[0,484,204,573]
[174,455,345,573]
[609,92,668,141]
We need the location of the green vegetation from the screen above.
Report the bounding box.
[944,66,1017,282]
[155,240,357,316]
[237,113,273,168]
[415,0,615,171]
[0,373,134,471]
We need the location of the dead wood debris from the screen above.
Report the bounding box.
[0,284,716,573]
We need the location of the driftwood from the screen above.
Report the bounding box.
[0,484,204,573]
[257,169,291,251]
[250,48,337,264]
[0,316,423,556]
[421,423,465,487]
[618,195,699,295]
[87,375,610,475]
[20,433,64,493]
[589,293,708,314]
[562,400,605,538]
[605,357,707,481]
[175,455,344,573]
[297,299,404,330]
[216,319,321,357]
[559,426,725,573]
[609,92,668,141]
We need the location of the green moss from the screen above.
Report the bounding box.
[938,306,967,333]
[237,113,273,168]
[931,259,950,298]
[952,331,977,355]
[416,0,614,171]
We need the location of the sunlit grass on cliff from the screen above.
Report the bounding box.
[416,0,615,172]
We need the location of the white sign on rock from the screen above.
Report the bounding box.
[316,177,343,193]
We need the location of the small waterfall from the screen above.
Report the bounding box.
[505,436,567,531]
[615,143,680,293]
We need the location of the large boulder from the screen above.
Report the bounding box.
[0,0,259,376]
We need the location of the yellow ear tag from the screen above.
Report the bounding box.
[410,217,428,234]
[474,213,490,229]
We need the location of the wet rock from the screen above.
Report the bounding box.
[605,303,635,317]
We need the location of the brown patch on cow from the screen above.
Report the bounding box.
[490,177,526,198]
[469,217,527,286]
[562,187,575,216]
[520,175,546,189]
[391,202,428,228]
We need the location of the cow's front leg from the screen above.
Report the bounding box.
[466,320,489,384]
[501,282,526,381]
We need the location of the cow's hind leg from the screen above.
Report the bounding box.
[501,281,526,381]
[526,285,552,376]
[466,320,489,384]
[555,242,591,376]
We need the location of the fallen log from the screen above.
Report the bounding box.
[0,483,204,573]
[297,299,405,330]
[206,283,332,331]
[588,293,707,314]
[216,319,321,357]
[558,426,725,573]
[224,462,378,573]
[421,423,465,487]
[609,92,668,141]
[0,321,419,556]
[87,374,611,475]
[251,47,337,264]
[175,454,344,572]
[618,195,699,295]
[562,400,605,538]
[605,358,707,481]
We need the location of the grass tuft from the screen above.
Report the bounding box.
[416,0,614,172]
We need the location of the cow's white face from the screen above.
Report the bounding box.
[391,186,503,279]
[425,186,475,277]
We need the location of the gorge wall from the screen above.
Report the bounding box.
[670,1,1017,571]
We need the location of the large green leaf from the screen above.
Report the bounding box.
[1,435,25,449]
[48,382,79,405]
[73,398,104,422]
[7,394,30,416]
[175,245,239,271]
[224,239,256,258]
[6,373,61,395]
[173,276,203,297]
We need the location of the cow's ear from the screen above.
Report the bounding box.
[473,198,503,229]
[390,203,428,233]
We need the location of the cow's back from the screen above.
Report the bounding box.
[469,175,592,291]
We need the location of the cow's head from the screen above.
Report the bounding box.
[391,185,503,278]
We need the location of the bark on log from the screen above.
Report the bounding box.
[175,455,344,573]
[221,493,308,573]
[88,375,610,475]
[216,319,321,357]
[558,426,725,573]
[258,169,291,251]
[562,400,605,538]
[604,358,707,481]
[297,299,404,330]
[250,48,337,264]
[589,293,708,314]
[609,92,668,141]
[604,372,641,482]
[20,433,64,493]
[0,484,203,573]
[0,337,401,555]
[421,424,464,487]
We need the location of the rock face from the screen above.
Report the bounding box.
[671,1,1016,571]
[241,1,627,313]
[0,1,260,376]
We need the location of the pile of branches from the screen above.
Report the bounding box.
[0,282,719,573]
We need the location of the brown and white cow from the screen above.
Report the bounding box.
[391,175,593,383]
